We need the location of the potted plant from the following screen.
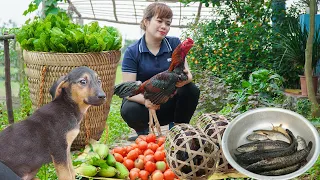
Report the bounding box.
[278,17,320,96]
[15,12,122,150]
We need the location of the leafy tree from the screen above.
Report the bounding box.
[24,0,66,17]
[182,0,307,88]
[305,0,320,117]
[121,39,137,55]
[182,0,277,87]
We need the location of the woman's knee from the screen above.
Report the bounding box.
[178,82,200,99]
[120,100,149,129]
[121,100,142,121]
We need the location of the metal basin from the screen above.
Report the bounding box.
[221,107,320,180]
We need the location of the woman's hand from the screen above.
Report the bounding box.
[176,68,192,88]
[145,99,160,110]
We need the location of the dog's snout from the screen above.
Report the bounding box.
[97,92,106,99]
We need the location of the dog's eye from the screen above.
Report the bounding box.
[97,79,102,84]
[79,79,87,85]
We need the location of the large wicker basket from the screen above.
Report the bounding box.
[23,50,120,150]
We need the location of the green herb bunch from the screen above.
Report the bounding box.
[16,12,122,53]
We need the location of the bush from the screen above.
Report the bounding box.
[183,0,277,88]
[193,68,285,119]
[193,69,231,113]
[182,0,307,89]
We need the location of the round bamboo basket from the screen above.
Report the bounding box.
[196,113,232,173]
[164,124,219,179]
[23,50,121,150]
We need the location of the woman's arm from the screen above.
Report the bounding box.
[176,60,193,87]
[122,72,146,105]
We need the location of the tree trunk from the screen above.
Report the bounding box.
[305,0,320,117]
[3,32,14,124]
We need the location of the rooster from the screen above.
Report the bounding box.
[114,38,194,135]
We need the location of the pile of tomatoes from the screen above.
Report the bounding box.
[111,134,179,180]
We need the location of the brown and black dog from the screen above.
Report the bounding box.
[0,66,106,180]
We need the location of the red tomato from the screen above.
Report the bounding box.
[138,141,148,151]
[157,145,165,151]
[134,158,144,170]
[113,147,127,157]
[113,153,124,163]
[123,159,135,171]
[146,133,157,143]
[129,170,140,180]
[138,135,147,141]
[154,151,165,161]
[152,170,164,180]
[139,170,150,180]
[163,169,175,180]
[127,150,139,160]
[126,146,134,154]
[138,154,145,160]
[148,142,159,152]
[159,144,165,151]
[157,136,166,146]
[135,137,143,144]
[134,148,143,155]
[131,143,139,149]
[144,154,155,164]
[131,168,141,173]
[145,161,156,173]
[144,149,154,156]
[123,157,128,162]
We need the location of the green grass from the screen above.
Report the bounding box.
[0,80,20,97]
[0,66,19,77]
[97,65,131,145]
[0,66,20,100]
[115,64,122,85]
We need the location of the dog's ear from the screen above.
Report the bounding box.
[50,76,67,100]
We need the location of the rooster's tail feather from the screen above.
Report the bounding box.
[114,81,141,98]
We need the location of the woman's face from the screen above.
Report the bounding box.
[145,15,171,40]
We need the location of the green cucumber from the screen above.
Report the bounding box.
[74,163,98,177]
[106,153,117,166]
[98,166,118,177]
[115,162,129,179]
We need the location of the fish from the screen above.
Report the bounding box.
[253,129,291,143]
[236,140,290,153]
[235,129,297,164]
[259,163,301,176]
[272,124,290,140]
[297,136,307,151]
[246,133,269,141]
[245,141,312,173]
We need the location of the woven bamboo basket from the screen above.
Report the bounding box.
[196,113,232,173]
[23,50,120,150]
[164,124,219,180]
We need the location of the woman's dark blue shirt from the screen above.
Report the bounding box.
[122,35,181,82]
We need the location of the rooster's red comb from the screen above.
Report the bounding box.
[182,38,194,45]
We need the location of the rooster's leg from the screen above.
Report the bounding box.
[149,109,155,134]
[150,110,162,136]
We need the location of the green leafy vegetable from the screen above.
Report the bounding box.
[16,12,122,53]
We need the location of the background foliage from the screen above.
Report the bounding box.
[182,0,310,89]
[183,0,277,87]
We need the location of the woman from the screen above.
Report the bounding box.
[121,2,200,140]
